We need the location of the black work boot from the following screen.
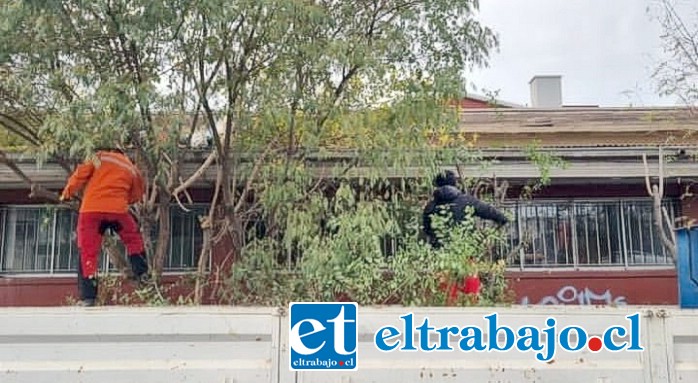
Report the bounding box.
[128,253,151,287]
[77,261,98,307]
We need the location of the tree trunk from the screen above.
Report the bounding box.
[152,193,171,280]
[104,239,132,278]
[643,151,677,264]
[653,185,678,263]
[194,221,212,304]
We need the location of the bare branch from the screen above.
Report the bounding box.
[0,112,41,146]
[663,206,677,247]
[654,183,677,263]
[173,193,191,212]
[653,0,698,108]
[643,150,677,263]
[317,65,360,129]
[104,239,132,277]
[28,185,61,204]
[194,162,224,304]
[173,151,217,196]
[0,150,67,205]
[148,182,158,206]
[0,150,33,185]
[659,147,665,196]
[179,177,195,204]
[663,0,698,73]
[643,153,653,195]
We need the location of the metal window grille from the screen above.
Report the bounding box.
[0,205,208,274]
[494,198,680,269]
[376,198,679,270]
[2,198,681,274]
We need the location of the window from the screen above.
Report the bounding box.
[158,206,207,271]
[0,205,208,275]
[0,208,53,272]
[496,199,680,269]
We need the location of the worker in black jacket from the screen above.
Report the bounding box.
[422,170,509,248]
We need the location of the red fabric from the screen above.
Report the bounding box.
[440,275,481,305]
[77,212,145,278]
[464,275,481,294]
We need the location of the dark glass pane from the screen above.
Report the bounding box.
[54,209,79,272]
[1,208,52,272]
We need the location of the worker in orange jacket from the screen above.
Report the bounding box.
[60,147,150,306]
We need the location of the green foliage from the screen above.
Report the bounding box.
[221,178,514,307]
[0,131,27,150]
[524,141,567,185]
[1,0,548,308]
[521,141,568,198]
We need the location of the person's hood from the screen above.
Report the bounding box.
[433,185,461,202]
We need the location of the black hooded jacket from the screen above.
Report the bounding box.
[422,185,509,246]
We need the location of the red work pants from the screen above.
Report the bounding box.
[77,212,145,278]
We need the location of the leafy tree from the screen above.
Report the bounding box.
[1,0,205,279]
[1,0,561,306]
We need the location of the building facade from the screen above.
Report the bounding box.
[1,102,697,306]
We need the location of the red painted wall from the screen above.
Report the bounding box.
[0,183,686,308]
[0,275,208,306]
[508,269,678,305]
[0,269,678,307]
[0,277,77,306]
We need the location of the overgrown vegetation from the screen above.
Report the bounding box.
[1,0,565,307]
[221,181,516,307]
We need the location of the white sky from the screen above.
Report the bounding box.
[465,0,690,107]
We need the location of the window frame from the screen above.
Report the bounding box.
[1,197,682,276]
[497,197,680,271]
[0,204,210,277]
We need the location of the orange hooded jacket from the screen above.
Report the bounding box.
[61,150,145,214]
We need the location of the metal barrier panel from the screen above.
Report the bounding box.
[663,309,698,382]
[0,306,280,383]
[676,227,698,308]
[284,306,659,383]
[2,305,698,383]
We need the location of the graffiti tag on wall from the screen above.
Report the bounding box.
[520,285,628,306]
